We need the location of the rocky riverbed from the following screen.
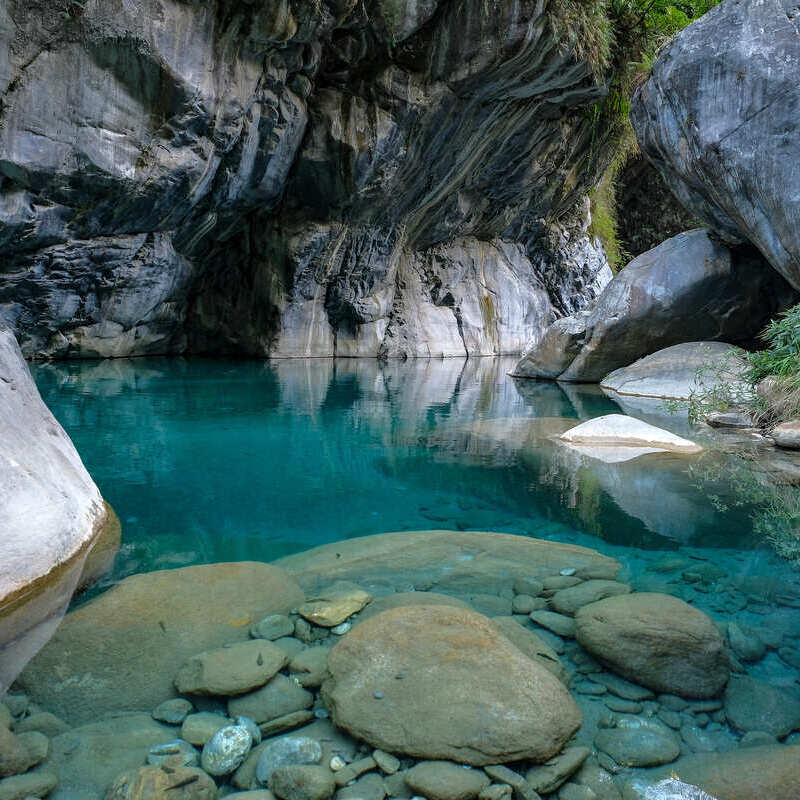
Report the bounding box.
[3,530,799,800]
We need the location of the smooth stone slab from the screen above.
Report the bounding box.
[44,712,175,800]
[176,640,288,696]
[594,726,680,767]
[551,581,631,616]
[276,531,620,596]
[560,415,702,454]
[529,610,575,638]
[229,675,314,724]
[524,746,591,794]
[490,617,568,684]
[0,771,59,800]
[355,592,470,623]
[575,593,728,698]
[601,342,748,401]
[322,606,581,765]
[298,582,372,628]
[724,676,800,737]
[405,761,490,800]
[19,562,304,724]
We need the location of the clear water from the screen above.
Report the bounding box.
[33,355,770,585]
[21,356,800,796]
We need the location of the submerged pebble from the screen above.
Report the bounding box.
[147,739,199,768]
[201,723,253,776]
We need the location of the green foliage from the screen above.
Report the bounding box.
[744,303,800,384]
[571,0,722,267]
[588,121,638,269]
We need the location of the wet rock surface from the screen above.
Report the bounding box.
[575,593,729,698]
[175,641,288,696]
[601,343,749,402]
[322,605,581,764]
[18,562,304,723]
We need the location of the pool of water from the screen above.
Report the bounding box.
[33,356,773,584]
[15,355,800,799]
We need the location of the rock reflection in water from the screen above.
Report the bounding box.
[32,356,771,589]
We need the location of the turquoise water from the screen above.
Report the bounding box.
[23,356,800,797]
[34,355,771,587]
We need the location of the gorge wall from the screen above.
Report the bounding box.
[0,0,619,360]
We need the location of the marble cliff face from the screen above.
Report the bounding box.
[0,0,615,359]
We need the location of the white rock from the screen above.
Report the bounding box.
[331,756,346,771]
[201,724,253,776]
[0,325,113,695]
[559,414,702,455]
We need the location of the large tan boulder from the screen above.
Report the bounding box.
[0,325,119,695]
[322,605,582,765]
[575,593,728,698]
[19,563,304,724]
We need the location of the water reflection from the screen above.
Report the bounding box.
[31,357,791,589]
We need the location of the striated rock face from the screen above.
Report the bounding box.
[0,324,117,696]
[631,0,800,290]
[512,229,793,382]
[0,0,615,359]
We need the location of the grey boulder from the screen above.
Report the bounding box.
[601,342,750,401]
[512,230,791,382]
[631,0,800,291]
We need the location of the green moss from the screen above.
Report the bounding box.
[588,121,638,270]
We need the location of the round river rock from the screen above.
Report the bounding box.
[574,593,728,698]
[321,605,582,765]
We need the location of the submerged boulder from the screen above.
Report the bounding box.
[635,745,800,800]
[276,530,620,597]
[512,230,791,382]
[632,0,800,291]
[322,605,582,765]
[575,593,728,698]
[19,563,304,724]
